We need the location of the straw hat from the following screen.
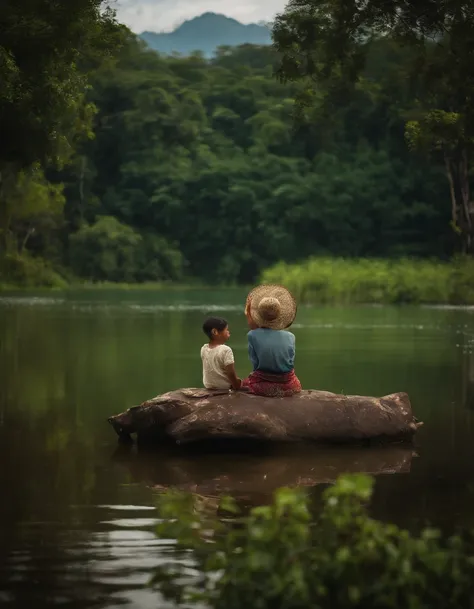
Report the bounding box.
[245,284,297,330]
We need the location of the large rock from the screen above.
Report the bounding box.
[108,388,422,446]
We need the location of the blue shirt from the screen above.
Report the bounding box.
[247,328,296,374]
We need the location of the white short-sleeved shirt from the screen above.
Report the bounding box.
[201,344,234,389]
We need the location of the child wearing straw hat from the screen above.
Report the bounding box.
[242,284,302,397]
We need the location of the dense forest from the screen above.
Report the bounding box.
[0,0,472,288]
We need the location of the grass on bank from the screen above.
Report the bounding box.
[3,252,474,305]
[0,253,207,292]
[66,279,207,291]
[0,252,68,290]
[262,257,474,305]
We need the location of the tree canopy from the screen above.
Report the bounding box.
[1,2,471,286]
[273,0,474,252]
[0,0,120,170]
[0,0,123,261]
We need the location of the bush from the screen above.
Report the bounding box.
[0,252,67,289]
[261,257,474,305]
[152,474,474,608]
[68,216,184,283]
[135,232,184,282]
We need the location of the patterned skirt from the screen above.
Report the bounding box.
[242,369,302,397]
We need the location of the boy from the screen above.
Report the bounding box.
[201,317,241,390]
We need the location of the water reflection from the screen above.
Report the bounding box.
[462,348,474,410]
[112,443,415,504]
[0,508,175,609]
[2,291,474,608]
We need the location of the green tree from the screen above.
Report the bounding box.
[69,216,183,282]
[62,38,453,284]
[69,216,141,282]
[2,24,461,286]
[272,0,474,252]
[406,110,474,252]
[0,0,120,171]
[0,0,123,283]
[0,165,65,254]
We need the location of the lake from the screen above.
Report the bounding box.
[1,288,474,608]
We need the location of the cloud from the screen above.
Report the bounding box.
[114,0,287,33]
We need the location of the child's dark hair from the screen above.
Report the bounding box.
[202,317,228,339]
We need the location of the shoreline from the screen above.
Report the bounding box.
[2,285,474,309]
[3,256,474,306]
[0,281,233,293]
[262,257,474,306]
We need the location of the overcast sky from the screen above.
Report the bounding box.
[114,0,288,33]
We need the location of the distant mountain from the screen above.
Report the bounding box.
[139,12,272,58]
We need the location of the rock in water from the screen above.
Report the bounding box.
[108,388,422,446]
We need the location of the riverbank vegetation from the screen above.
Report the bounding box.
[263,257,474,305]
[152,474,474,608]
[1,0,473,299]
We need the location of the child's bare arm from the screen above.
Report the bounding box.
[225,363,242,390]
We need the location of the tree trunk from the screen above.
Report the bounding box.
[460,150,472,252]
[444,151,473,253]
[0,165,19,253]
[20,227,35,253]
[108,388,422,446]
[78,156,86,222]
[445,152,458,230]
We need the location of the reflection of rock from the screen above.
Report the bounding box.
[108,388,422,446]
[462,351,474,410]
[112,443,416,504]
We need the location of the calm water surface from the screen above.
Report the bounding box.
[1,288,474,607]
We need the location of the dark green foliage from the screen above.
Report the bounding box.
[68,217,183,282]
[0,252,66,289]
[0,0,120,170]
[273,0,474,251]
[263,257,474,305]
[57,37,452,285]
[1,5,472,287]
[0,0,122,270]
[152,474,474,608]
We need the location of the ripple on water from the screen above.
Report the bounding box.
[126,303,242,313]
[0,296,65,307]
[291,322,433,330]
[96,504,156,511]
[0,296,243,314]
[100,518,161,528]
[1,504,179,609]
